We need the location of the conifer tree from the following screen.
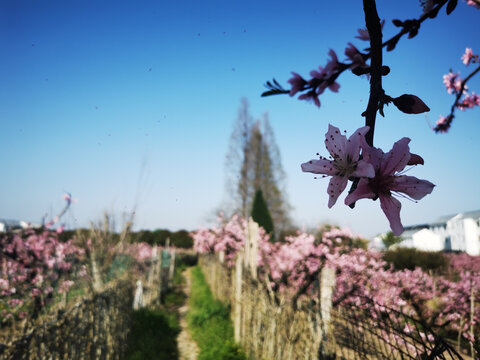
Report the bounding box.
[251,189,274,235]
[225,98,291,233]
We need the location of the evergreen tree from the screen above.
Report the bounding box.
[381,231,403,249]
[251,189,274,235]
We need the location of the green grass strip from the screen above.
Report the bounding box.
[124,306,180,360]
[188,266,246,360]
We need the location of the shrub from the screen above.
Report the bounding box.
[382,247,449,273]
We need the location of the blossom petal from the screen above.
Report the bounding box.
[344,178,375,205]
[288,72,307,97]
[327,176,348,208]
[325,124,347,158]
[381,137,411,176]
[301,159,336,176]
[352,159,375,178]
[391,176,435,200]
[328,81,340,92]
[407,153,424,166]
[379,195,403,235]
[361,140,383,170]
[346,126,369,161]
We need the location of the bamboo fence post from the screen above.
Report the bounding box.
[319,266,336,358]
[133,280,144,310]
[470,281,475,358]
[247,218,259,280]
[168,250,176,287]
[234,252,244,343]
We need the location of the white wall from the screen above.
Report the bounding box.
[464,218,480,255]
[412,229,444,252]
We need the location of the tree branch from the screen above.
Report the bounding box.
[362,0,383,146]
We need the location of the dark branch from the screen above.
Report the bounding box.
[262,1,451,102]
[362,0,383,147]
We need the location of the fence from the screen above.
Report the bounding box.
[198,219,465,360]
[0,279,133,360]
[132,246,176,309]
[0,246,178,360]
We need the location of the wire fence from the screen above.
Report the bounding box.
[200,253,465,360]
[0,247,178,360]
[0,279,133,360]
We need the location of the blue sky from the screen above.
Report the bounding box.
[1,0,479,238]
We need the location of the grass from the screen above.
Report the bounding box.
[188,266,246,360]
[124,305,180,360]
[124,263,186,360]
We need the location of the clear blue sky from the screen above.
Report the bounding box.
[1,0,479,238]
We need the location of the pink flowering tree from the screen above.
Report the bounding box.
[0,229,83,324]
[193,215,479,354]
[261,0,480,235]
[0,193,83,324]
[435,47,480,132]
[192,214,250,266]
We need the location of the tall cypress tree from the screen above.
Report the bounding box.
[225,98,291,234]
[251,189,274,235]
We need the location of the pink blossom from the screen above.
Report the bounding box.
[461,47,474,65]
[466,0,480,9]
[309,50,340,95]
[443,72,465,94]
[345,43,367,70]
[7,298,24,307]
[458,92,480,110]
[355,19,385,41]
[0,278,9,290]
[345,138,435,235]
[288,72,307,96]
[302,125,374,208]
[293,50,341,108]
[18,312,27,319]
[434,115,453,133]
[58,280,74,293]
[298,90,321,107]
[323,49,339,75]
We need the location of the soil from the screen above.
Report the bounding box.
[177,268,199,360]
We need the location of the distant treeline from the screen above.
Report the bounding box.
[58,228,194,248]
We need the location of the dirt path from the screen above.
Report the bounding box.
[177,268,199,360]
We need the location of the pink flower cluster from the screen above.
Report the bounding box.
[0,230,83,319]
[123,242,154,262]
[301,124,434,235]
[436,48,479,132]
[435,114,453,133]
[193,215,480,347]
[191,214,260,266]
[286,20,390,107]
[465,0,480,9]
[442,72,465,94]
[289,50,340,107]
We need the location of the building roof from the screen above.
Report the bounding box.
[435,209,480,223]
[0,219,21,227]
[375,209,480,240]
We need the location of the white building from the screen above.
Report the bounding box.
[0,219,22,232]
[375,210,480,256]
[0,219,41,233]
